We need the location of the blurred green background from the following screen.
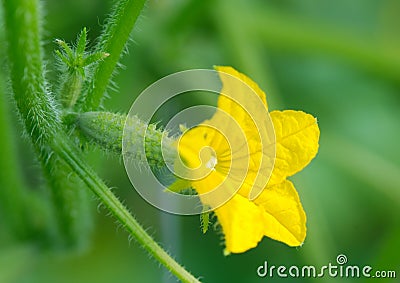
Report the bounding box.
[1,0,399,282]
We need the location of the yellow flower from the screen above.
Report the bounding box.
[174,66,320,254]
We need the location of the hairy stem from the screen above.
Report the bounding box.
[42,155,93,249]
[2,0,60,145]
[61,71,83,109]
[55,138,200,283]
[2,0,93,249]
[2,0,201,281]
[83,0,147,111]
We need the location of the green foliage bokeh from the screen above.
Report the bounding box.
[1,0,399,282]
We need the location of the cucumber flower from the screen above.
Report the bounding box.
[174,66,320,254]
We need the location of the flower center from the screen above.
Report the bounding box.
[205,155,217,170]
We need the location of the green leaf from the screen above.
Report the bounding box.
[76,27,87,55]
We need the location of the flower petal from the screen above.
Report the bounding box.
[215,66,268,108]
[255,180,306,246]
[214,66,275,199]
[207,180,306,254]
[214,194,267,254]
[268,110,320,185]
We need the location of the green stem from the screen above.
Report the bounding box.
[83,0,147,111]
[2,0,60,146]
[42,154,93,249]
[2,0,93,249]
[2,0,201,281]
[55,138,200,283]
[61,71,83,109]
